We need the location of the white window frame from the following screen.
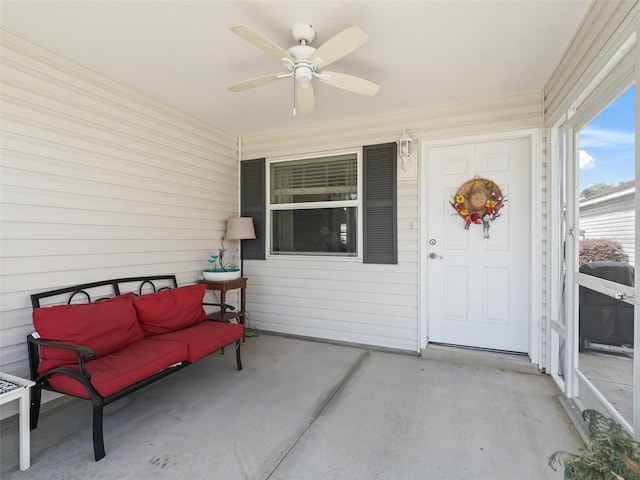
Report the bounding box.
[265,149,363,260]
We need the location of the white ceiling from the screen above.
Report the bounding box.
[1,1,592,137]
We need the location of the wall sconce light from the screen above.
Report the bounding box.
[397,129,414,171]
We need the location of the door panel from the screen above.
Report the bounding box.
[426,137,530,353]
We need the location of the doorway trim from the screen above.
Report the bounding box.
[419,128,542,365]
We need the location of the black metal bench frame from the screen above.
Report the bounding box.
[28,275,242,461]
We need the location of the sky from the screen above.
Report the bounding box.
[578,84,636,190]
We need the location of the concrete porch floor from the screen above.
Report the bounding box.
[1,334,581,479]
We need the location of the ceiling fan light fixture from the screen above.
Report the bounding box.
[295,65,313,84]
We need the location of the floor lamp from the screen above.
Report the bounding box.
[225,216,256,277]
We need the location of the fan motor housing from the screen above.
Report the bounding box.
[287,44,315,62]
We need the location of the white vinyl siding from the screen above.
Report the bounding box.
[579,191,636,265]
[0,29,238,385]
[241,92,544,352]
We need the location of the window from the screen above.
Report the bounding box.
[241,142,397,263]
[269,153,359,256]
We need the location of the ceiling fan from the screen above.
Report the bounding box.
[228,23,380,115]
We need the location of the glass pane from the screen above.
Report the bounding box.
[578,85,635,268]
[271,154,357,204]
[578,282,634,422]
[577,84,635,425]
[272,207,357,255]
[551,328,566,381]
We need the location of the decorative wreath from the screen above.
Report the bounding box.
[450,177,506,238]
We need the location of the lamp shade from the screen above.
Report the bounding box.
[226,217,256,240]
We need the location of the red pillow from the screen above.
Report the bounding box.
[133,284,206,335]
[33,292,144,370]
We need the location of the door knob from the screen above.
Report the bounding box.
[429,252,443,259]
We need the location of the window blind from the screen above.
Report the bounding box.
[271,154,357,202]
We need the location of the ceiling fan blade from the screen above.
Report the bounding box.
[228,73,284,92]
[230,25,294,62]
[320,71,380,96]
[310,25,368,68]
[296,82,315,114]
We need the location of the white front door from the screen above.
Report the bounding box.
[425,136,531,352]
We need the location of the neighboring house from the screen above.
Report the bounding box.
[579,181,636,265]
[0,1,638,426]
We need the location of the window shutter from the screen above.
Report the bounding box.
[241,159,265,260]
[363,143,397,264]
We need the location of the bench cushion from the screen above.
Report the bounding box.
[133,284,207,336]
[148,321,244,362]
[33,292,144,372]
[45,338,189,398]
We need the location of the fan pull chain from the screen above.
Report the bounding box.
[292,75,297,116]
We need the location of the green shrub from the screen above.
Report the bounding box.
[579,238,629,265]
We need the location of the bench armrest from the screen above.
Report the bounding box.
[29,336,96,358]
[202,302,236,312]
[27,334,96,377]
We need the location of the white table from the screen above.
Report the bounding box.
[0,372,35,470]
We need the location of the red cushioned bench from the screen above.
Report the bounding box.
[27,275,244,461]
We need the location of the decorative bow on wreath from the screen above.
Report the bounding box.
[450,177,506,239]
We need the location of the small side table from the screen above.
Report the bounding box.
[0,372,35,470]
[199,277,247,341]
